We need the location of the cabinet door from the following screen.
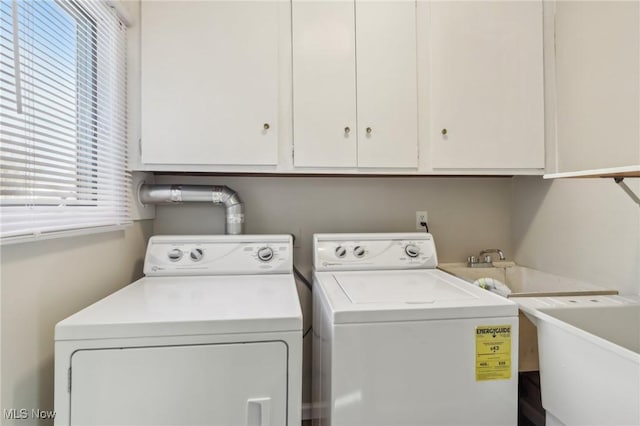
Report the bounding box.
[141,2,279,166]
[356,1,418,168]
[292,0,357,167]
[555,1,640,173]
[430,1,544,170]
[70,342,288,425]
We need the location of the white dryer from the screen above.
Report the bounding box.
[312,233,518,426]
[55,235,302,426]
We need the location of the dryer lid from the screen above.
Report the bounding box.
[315,269,517,323]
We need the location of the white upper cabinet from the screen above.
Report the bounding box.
[291,1,358,168]
[140,1,280,166]
[548,0,640,177]
[429,1,545,171]
[292,0,418,169]
[134,0,548,174]
[356,1,418,168]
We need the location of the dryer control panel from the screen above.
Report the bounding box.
[144,235,292,276]
[313,233,438,271]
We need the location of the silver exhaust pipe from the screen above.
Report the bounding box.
[139,184,245,234]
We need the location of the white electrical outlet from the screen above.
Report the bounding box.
[416,211,428,230]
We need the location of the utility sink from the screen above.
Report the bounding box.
[438,262,618,297]
[518,296,640,426]
[438,263,618,371]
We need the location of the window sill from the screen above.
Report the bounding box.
[0,223,132,246]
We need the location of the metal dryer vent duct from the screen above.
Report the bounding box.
[139,184,245,234]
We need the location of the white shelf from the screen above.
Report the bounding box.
[544,165,640,179]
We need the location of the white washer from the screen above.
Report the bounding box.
[312,233,519,426]
[55,235,302,426]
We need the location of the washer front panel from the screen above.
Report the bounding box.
[327,317,519,425]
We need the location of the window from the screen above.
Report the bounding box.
[0,0,129,242]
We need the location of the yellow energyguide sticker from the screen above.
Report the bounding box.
[475,325,512,381]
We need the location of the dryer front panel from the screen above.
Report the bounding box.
[69,341,287,426]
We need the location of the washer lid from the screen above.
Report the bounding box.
[315,269,517,323]
[337,272,476,304]
[55,275,302,341]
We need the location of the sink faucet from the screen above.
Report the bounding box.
[479,248,506,261]
[467,248,506,267]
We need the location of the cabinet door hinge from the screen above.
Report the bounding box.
[67,367,72,393]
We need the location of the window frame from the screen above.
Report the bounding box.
[0,0,131,244]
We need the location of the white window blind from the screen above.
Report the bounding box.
[0,0,130,242]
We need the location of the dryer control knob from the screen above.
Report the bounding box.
[167,248,183,262]
[190,248,204,262]
[353,245,366,258]
[335,245,347,258]
[257,246,274,262]
[405,244,420,258]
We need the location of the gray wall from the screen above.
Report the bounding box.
[153,175,514,268]
[1,222,153,426]
[511,177,640,295]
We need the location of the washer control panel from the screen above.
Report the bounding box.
[313,233,438,271]
[144,235,292,276]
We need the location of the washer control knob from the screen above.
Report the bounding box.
[190,248,204,262]
[257,246,274,262]
[167,248,183,262]
[405,244,420,258]
[353,245,366,258]
[335,245,347,258]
